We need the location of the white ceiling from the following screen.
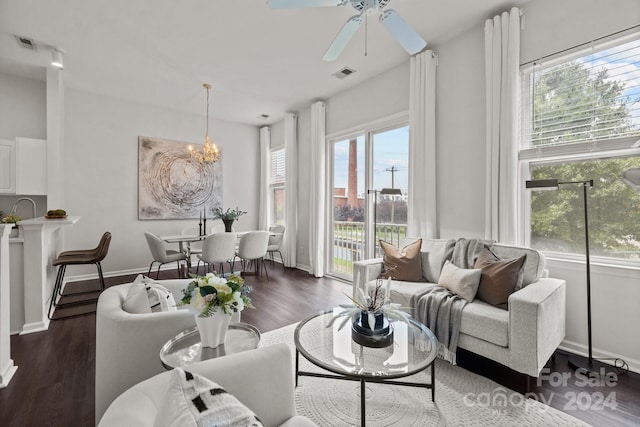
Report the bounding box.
[0,0,528,126]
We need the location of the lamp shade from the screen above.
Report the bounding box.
[622,167,640,192]
[380,188,402,195]
[525,179,559,190]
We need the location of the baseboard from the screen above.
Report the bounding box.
[559,339,640,374]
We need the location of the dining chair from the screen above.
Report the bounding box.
[144,232,188,279]
[181,226,204,260]
[48,231,112,319]
[196,232,238,276]
[267,224,286,270]
[209,221,226,234]
[234,231,270,280]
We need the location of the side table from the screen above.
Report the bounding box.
[159,322,260,369]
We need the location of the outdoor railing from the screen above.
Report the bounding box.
[332,221,408,276]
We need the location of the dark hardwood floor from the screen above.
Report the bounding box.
[1,263,638,427]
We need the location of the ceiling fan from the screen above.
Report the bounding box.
[267,0,427,61]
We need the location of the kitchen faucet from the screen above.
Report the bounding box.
[10,197,37,219]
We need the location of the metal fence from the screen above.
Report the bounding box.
[332,221,408,276]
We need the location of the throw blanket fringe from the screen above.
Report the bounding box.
[411,287,467,365]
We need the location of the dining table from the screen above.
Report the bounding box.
[160,231,276,275]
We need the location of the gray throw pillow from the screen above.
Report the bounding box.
[437,260,482,302]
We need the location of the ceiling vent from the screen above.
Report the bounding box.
[15,35,37,51]
[332,67,356,80]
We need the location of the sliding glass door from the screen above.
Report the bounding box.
[329,124,409,279]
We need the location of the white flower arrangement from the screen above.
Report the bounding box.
[180,273,253,317]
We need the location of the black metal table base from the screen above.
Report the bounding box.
[295,350,435,427]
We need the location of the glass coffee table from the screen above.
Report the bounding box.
[160,322,260,369]
[294,308,438,427]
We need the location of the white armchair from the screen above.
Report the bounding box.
[98,344,317,427]
[95,279,195,424]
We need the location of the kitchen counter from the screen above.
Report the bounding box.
[13,216,81,334]
[17,215,81,227]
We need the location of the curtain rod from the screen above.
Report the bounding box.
[520,23,640,67]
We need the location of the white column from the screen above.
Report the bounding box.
[19,216,81,334]
[0,224,18,388]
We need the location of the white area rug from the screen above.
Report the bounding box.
[261,323,588,427]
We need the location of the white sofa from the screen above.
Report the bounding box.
[95,279,196,424]
[98,343,317,427]
[353,238,566,378]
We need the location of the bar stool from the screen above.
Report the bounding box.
[48,232,111,319]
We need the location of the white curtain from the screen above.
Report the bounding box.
[259,126,271,231]
[309,101,326,277]
[283,113,298,268]
[484,7,521,245]
[408,50,438,239]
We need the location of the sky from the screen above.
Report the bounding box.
[333,126,409,197]
[583,37,640,128]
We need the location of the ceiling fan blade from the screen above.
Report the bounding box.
[380,9,427,55]
[323,15,363,61]
[267,0,347,9]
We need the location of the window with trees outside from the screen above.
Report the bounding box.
[271,148,285,225]
[521,33,640,262]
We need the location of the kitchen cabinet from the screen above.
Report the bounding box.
[0,138,46,195]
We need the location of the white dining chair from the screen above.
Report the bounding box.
[234,231,270,280]
[144,232,188,279]
[196,232,238,276]
[267,224,286,270]
[181,226,204,259]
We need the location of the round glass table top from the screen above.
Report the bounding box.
[160,322,260,369]
[294,308,438,380]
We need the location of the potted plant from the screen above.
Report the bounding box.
[180,273,253,348]
[328,272,411,348]
[212,207,247,232]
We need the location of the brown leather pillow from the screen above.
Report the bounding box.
[473,247,526,308]
[379,239,424,281]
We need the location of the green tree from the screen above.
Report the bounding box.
[530,60,640,258]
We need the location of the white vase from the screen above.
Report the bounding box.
[195,310,232,348]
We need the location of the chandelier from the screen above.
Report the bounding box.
[189,83,220,163]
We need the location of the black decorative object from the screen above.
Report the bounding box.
[223,219,235,233]
[351,311,393,348]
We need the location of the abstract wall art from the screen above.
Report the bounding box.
[138,136,222,220]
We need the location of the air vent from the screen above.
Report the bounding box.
[332,67,356,80]
[15,35,37,51]
[257,114,270,120]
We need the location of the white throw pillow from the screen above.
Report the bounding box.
[122,283,152,314]
[437,260,482,302]
[146,282,177,313]
[122,275,177,313]
[154,368,263,427]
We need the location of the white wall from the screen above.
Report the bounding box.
[294,0,640,371]
[63,89,260,276]
[0,73,46,140]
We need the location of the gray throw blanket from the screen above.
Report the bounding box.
[411,238,493,364]
[412,287,467,364]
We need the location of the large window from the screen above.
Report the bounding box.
[271,148,285,225]
[521,33,640,261]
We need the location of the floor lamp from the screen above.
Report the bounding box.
[526,178,613,374]
[367,188,402,255]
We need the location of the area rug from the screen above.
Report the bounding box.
[260,323,588,427]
